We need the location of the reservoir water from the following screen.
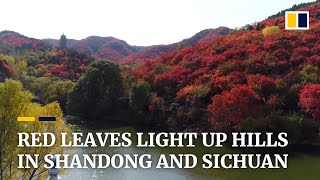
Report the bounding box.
[62,146,203,180]
[60,123,320,180]
[61,124,205,180]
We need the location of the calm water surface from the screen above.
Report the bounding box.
[60,123,320,180]
[61,124,207,180]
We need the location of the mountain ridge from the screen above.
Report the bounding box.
[0,26,230,63]
[40,27,230,63]
[119,26,231,64]
[0,30,48,52]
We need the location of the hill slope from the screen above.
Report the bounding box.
[132,2,320,132]
[43,36,144,62]
[42,27,230,63]
[0,31,48,53]
[119,27,230,64]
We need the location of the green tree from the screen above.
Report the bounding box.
[68,60,124,121]
[45,80,75,110]
[129,81,152,116]
[26,77,75,111]
[256,23,265,31]
[245,24,254,30]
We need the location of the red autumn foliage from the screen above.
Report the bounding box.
[247,75,276,96]
[119,27,230,64]
[207,86,261,130]
[0,31,48,52]
[299,84,320,120]
[148,96,164,112]
[131,2,320,130]
[40,49,93,80]
[0,59,14,82]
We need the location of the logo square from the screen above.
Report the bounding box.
[285,11,309,30]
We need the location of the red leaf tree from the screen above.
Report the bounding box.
[208,85,261,131]
[299,84,320,120]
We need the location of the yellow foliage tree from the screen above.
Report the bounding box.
[262,26,281,36]
[0,79,71,180]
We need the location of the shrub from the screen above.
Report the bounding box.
[262,26,281,36]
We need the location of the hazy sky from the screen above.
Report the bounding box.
[0,0,313,46]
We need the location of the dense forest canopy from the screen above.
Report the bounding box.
[1,1,320,180]
[1,2,320,179]
[0,1,319,143]
[131,2,320,139]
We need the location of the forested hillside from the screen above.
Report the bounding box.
[2,1,320,179]
[129,2,320,142]
[41,27,230,63]
[119,27,230,64]
[43,36,144,62]
[0,1,319,145]
[0,31,48,53]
